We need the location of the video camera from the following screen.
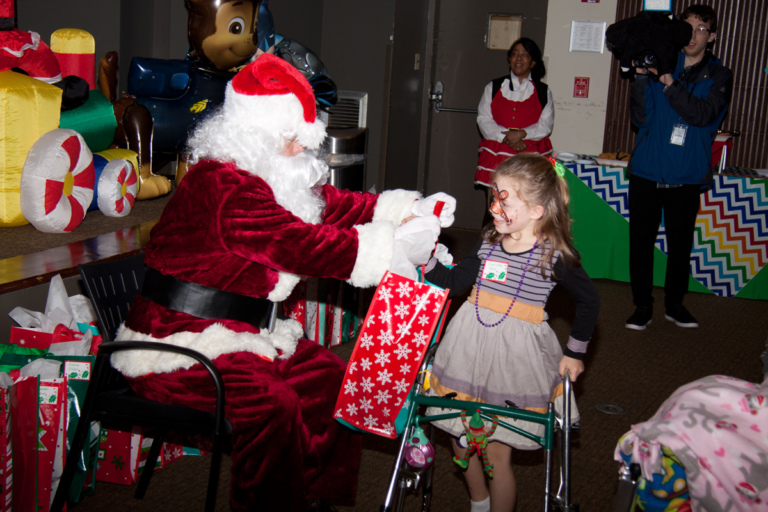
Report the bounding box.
[631,51,658,70]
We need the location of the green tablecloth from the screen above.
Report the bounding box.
[565,163,767,300]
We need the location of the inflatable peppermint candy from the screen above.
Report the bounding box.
[90,154,138,217]
[21,129,94,233]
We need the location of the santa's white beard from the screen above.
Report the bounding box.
[187,112,328,224]
[258,152,328,224]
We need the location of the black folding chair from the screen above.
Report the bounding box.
[51,252,233,512]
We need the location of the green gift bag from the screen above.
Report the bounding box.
[0,346,47,374]
[48,356,98,503]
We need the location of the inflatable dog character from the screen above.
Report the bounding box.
[102,0,335,192]
[97,0,264,196]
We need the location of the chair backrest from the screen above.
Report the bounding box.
[78,252,146,342]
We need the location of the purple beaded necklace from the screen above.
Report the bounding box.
[474,238,539,328]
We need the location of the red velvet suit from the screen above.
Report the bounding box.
[115,160,418,510]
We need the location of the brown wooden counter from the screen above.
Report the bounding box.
[0,219,156,295]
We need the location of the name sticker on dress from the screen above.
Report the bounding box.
[482,260,508,283]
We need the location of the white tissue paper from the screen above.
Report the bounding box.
[8,274,97,356]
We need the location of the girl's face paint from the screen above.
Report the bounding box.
[489,184,509,222]
[489,177,537,236]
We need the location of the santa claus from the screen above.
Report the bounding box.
[112,53,455,511]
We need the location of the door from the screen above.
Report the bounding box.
[423,0,549,229]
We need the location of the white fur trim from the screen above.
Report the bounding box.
[224,82,327,150]
[295,120,326,150]
[267,271,301,302]
[111,318,304,377]
[35,73,62,84]
[348,222,395,288]
[372,189,422,225]
[2,31,39,58]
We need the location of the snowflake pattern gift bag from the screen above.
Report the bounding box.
[334,271,449,438]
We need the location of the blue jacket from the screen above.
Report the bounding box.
[628,51,733,186]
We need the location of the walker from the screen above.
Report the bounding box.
[380,341,578,511]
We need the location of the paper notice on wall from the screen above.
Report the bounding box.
[569,21,606,53]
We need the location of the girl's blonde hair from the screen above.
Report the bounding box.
[481,153,580,278]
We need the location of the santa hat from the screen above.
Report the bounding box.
[224,53,326,150]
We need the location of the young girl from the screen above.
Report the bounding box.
[423,153,599,512]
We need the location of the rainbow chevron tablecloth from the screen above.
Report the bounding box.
[564,163,768,299]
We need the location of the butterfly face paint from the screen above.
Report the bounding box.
[490,177,538,237]
[490,184,510,223]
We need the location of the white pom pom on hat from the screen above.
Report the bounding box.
[224,53,326,150]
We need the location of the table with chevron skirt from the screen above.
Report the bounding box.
[563,162,767,300]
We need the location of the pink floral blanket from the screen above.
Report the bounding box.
[615,375,768,511]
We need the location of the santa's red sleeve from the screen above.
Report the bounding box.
[222,172,420,290]
[320,184,420,229]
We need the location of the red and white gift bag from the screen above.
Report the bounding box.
[0,389,11,512]
[95,429,138,485]
[284,278,364,347]
[96,429,185,485]
[9,377,67,512]
[334,272,449,438]
[37,379,68,512]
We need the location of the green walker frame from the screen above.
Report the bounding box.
[380,343,576,511]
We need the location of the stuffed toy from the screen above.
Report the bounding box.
[606,11,693,76]
[454,409,499,477]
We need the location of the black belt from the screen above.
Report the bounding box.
[141,267,273,329]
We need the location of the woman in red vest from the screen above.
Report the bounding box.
[475,38,554,190]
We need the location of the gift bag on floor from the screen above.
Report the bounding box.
[9,376,67,512]
[334,271,449,438]
[48,355,97,503]
[285,278,363,348]
[95,428,140,485]
[9,377,37,512]
[36,379,68,512]
[0,388,12,512]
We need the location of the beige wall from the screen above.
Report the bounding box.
[543,1,618,156]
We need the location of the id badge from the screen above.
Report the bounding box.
[670,124,687,146]
[482,260,508,283]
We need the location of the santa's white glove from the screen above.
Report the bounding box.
[390,215,441,280]
[433,243,454,266]
[412,192,456,228]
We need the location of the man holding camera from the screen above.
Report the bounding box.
[624,5,732,330]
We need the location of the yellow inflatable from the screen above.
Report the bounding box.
[0,71,62,226]
[50,28,96,89]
